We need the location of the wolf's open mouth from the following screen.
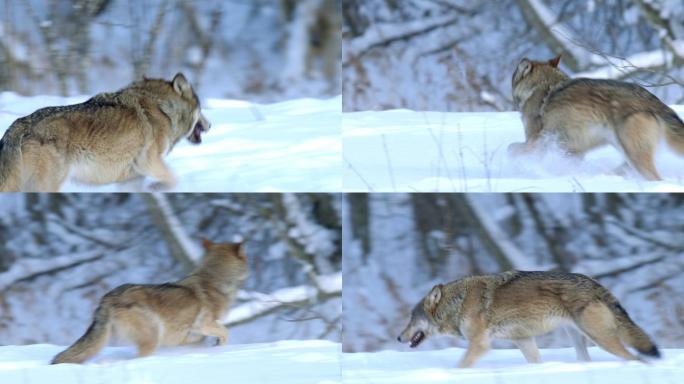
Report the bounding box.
[188,123,205,144]
[409,331,425,348]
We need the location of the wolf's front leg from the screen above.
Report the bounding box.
[510,111,543,156]
[458,334,491,368]
[508,141,535,156]
[136,148,178,190]
[199,320,229,346]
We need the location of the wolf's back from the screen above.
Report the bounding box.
[660,106,684,156]
[0,124,26,191]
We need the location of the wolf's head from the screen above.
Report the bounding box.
[511,54,566,110]
[139,73,211,145]
[397,284,443,348]
[168,73,211,145]
[200,238,249,283]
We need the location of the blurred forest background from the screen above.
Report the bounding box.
[343,193,684,352]
[0,0,340,101]
[0,193,341,345]
[343,0,684,111]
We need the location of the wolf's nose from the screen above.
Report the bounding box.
[397,336,401,342]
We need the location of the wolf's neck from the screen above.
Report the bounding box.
[521,73,568,111]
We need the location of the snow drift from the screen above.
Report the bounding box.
[343,108,684,192]
[343,347,684,384]
[0,340,341,384]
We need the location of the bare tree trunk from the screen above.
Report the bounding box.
[521,194,573,271]
[515,0,581,71]
[142,193,201,272]
[348,193,371,259]
[460,195,534,271]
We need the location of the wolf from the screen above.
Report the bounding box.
[0,73,210,191]
[51,239,248,364]
[397,271,660,368]
[510,54,684,181]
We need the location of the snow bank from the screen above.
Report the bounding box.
[343,108,684,192]
[0,340,341,384]
[0,93,341,192]
[343,347,684,384]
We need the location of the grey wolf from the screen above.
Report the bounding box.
[0,73,210,191]
[51,239,247,364]
[510,54,684,180]
[398,271,659,368]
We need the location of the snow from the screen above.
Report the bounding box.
[343,347,684,384]
[0,340,341,384]
[0,93,341,192]
[343,109,684,192]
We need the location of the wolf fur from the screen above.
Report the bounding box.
[51,239,247,364]
[398,271,660,368]
[511,54,684,181]
[0,73,210,191]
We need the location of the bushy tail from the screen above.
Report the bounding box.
[662,109,684,157]
[51,304,112,364]
[0,130,23,191]
[607,300,660,358]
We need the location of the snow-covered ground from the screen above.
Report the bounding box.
[0,93,341,192]
[343,347,684,384]
[343,108,684,192]
[0,340,341,384]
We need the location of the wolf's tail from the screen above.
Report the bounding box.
[0,127,23,192]
[603,294,660,358]
[51,303,113,364]
[662,108,684,157]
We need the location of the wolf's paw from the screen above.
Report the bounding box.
[215,336,227,346]
[147,181,173,191]
[507,142,529,156]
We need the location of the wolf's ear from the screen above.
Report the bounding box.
[201,237,213,249]
[235,241,245,252]
[425,284,443,309]
[235,241,247,260]
[172,73,192,96]
[548,54,562,68]
[516,58,532,78]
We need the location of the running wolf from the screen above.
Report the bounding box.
[510,54,684,180]
[51,239,247,364]
[398,271,660,368]
[0,73,210,191]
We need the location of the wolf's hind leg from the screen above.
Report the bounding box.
[565,327,591,361]
[513,337,541,363]
[117,310,161,358]
[577,302,639,361]
[617,113,662,181]
[22,143,68,191]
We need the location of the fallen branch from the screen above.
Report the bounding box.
[0,251,103,291]
[225,272,341,327]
